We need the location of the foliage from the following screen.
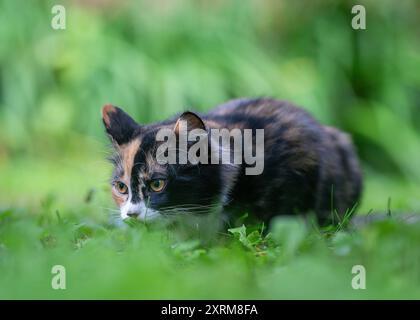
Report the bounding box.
[1,203,420,299]
[0,0,419,299]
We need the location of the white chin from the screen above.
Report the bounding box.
[120,201,161,221]
[121,211,161,221]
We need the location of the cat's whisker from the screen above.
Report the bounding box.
[159,206,220,214]
[159,203,219,210]
[160,206,219,217]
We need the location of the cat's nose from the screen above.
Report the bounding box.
[127,212,139,218]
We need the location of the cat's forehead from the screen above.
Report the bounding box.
[115,131,165,178]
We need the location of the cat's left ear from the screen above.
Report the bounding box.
[102,104,139,145]
[174,111,206,135]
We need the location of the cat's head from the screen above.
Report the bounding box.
[101,104,223,221]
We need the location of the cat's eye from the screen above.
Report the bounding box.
[115,181,128,195]
[149,179,166,192]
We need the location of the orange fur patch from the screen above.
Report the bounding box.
[112,191,125,207]
[119,138,142,182]
[102,104,117,128]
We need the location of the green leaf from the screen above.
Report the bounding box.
[270,217,307,256]
[228,225,252,249]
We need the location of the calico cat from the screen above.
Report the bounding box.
[102,98,362,226]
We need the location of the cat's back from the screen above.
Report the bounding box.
[204,98,323,136]
[203,98,362,223]
[204,98,326,155]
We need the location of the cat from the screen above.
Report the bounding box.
[102,98,362,227]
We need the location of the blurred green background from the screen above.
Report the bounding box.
[1,0,420,213]
[1,0,420,212]
[0,0,420,299]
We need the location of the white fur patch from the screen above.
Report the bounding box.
[120,197,161,221]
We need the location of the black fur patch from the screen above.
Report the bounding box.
[103,98,363,226]
[102,105,140,145]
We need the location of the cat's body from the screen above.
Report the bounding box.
[102,98,362,226]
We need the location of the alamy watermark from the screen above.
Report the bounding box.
[351,265,366,289]
[155,121,265,175]
[351,5,366,30]
[51,5,66,30]
[51,265,66,290]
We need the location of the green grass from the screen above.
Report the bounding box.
[1,0,420,299]
[0,139,419,299]
[1,193,420,299]
[1,150,420,299]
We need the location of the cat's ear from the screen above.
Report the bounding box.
[102,104,139,145]
[174,111,206,135]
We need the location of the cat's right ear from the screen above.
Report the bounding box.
[102,104,139,145]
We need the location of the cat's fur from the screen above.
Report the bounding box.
[102,98,362,226]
